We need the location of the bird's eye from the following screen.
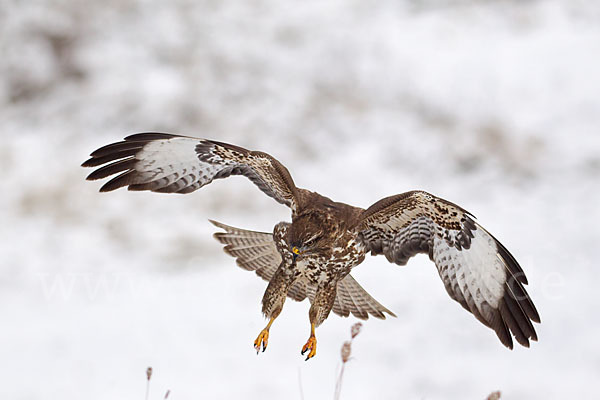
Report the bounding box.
[305,238,316,247]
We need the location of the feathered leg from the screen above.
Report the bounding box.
[254,264,294,354]
[301,283,337,361]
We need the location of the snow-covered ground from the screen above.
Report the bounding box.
[1,0,599,398]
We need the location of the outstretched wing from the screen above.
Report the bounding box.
[82,133,300,212]
[210,220,392,318]
[354,190,540,349]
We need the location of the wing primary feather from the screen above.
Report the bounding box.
[123,132,180,141]
[99,170,138,192]
[86,158,136,181]
[88,141,145,158]
[81,148,140,167]
[502,263,541,323]
[503,289,537,341]
[488,307,513,349]
[494,236,528,284]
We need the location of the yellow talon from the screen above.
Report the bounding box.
[301,323,317,361]
[254,317,275,354]
[254,329,269,353]
[301,335,317,361]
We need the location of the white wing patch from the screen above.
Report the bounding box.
[133,137,227,192]
[433,226,506,310]
[357,191,539,349]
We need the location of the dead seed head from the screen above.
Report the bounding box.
[341,341,352,363]
[146,367,153,381]
[487,391,501,400]
[351,322,362,339]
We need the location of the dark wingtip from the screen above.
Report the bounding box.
[531,333,539,342]
[123,132,179,142]
[97,170,134,192]
[99,183,117,192]
[85,171,99,181]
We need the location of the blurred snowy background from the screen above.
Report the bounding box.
[1,0,599,399]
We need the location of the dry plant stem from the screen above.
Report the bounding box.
[145,367,153,400]
[298,368,305,400]
[334,323,362,400]
[334,363,346,400]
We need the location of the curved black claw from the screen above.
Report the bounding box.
[301,336,317,361]
[254,329,269,354]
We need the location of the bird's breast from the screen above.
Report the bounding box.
[292,238,366,285]
[294,257,334,285]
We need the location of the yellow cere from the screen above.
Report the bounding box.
[292,246,300,255]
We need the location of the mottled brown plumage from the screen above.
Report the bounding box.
[83,133,540,359]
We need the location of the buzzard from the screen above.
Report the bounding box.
[83,133,540,360]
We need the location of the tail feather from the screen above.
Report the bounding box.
[210,219,281,273]
[334,274,396,320]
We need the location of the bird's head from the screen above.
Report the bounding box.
[288,211,333,259]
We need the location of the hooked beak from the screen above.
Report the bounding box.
[292,246,301,261]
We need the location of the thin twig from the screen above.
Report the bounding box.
[334,323,362,400]
[334,363,346,400]
[298,367,305,400]
[145,367,153,400]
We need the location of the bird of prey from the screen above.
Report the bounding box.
[82,133,540,360]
